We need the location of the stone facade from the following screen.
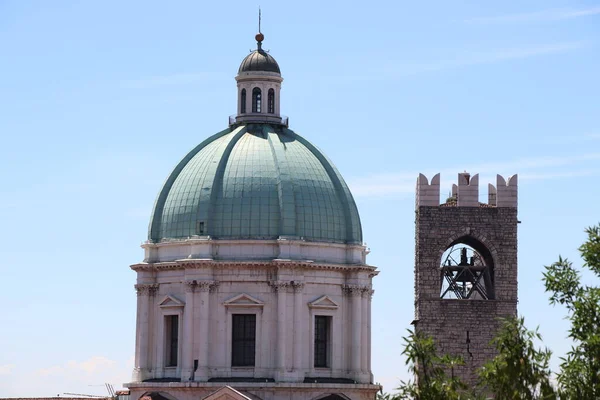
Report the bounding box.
[414,173,518,385]
[128,243,379,400]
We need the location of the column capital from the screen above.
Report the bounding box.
[270,280,292,293]
[291,281,305,292]
[135,283,159,297]
[343,284,371,297]
[197,280,219,292]
[184,280,197,293]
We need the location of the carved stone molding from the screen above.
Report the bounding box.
[135,283,159,297]
[342,284,371,297]
[184,280,197,293]
[197,280,218,292]
[131,260,379,275]
[291,281,305,293]
[269,280,292,293]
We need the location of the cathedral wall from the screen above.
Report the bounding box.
[128,382,380,400]
[132,261,375,385]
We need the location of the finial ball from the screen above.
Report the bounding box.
[255,33,264,43]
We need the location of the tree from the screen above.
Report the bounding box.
[478,316,556,399]
[543,224,600,399]
[394,329,473,400]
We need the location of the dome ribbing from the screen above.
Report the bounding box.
[148,124,362,244]
[238,50,281,74]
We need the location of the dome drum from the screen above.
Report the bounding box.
[141,236,367,265]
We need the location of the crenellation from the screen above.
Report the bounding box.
[488,184,497,206]
[415,173,440,207]
[457,173,479,207]
[496,174,518,208]
[417,173,518,208]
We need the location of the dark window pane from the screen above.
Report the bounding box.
[252,88,262,113]
[241,89,246,114]
[268,89,275,114]
[314,316,330,368]
[232,314,256,366]
[166,315,179,367]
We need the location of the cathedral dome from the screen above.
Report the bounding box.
[148,124,362,244]
[238,32,281,74]
[238,49,281,74]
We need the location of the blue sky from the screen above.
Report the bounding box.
[0,0,599,396]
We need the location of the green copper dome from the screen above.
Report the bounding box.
[148,124,362,244]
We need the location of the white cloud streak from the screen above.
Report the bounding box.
[348,153,600,198]
[332,41,587,81]
[466,7,600,24]
[394,42,586,76]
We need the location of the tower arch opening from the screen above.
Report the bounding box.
[439,236,495,300]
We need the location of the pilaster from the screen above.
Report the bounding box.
[133,283,159,381]
[182,280,196,381]
[196,280,218,381]
[292,281,305,378]
[270,280,294,382]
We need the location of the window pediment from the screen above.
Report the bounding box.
[204,385,254,400]
[224,293,264,308]
[158,295,185,308]
[308,295,339,310]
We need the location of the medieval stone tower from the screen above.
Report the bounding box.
[414,172,518,384]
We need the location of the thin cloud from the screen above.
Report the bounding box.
[36,356,116,377]
[396,42,586,76]
[334,42,587,81]
[122,72,220,89]
[466,7,600,24]
[348,153,600,198]
[0,364,15,375]
[520,169,600,181]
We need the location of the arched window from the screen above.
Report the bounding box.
[268,89,275,114]
[252,87,262,113]
[240,89,246,114]
[440,237,495,300]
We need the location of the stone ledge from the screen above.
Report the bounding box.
[126,382,381,390]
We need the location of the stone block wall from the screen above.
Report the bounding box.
[414,173,518,386]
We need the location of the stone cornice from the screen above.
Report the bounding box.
[126,382,382,390]
[131,259,378,274]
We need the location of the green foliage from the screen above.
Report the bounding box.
[479,316,556,399]
[380,224,600,399]
[393,329,474,400]
[543,224,600,399]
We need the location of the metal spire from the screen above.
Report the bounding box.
[255,7,264,51]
